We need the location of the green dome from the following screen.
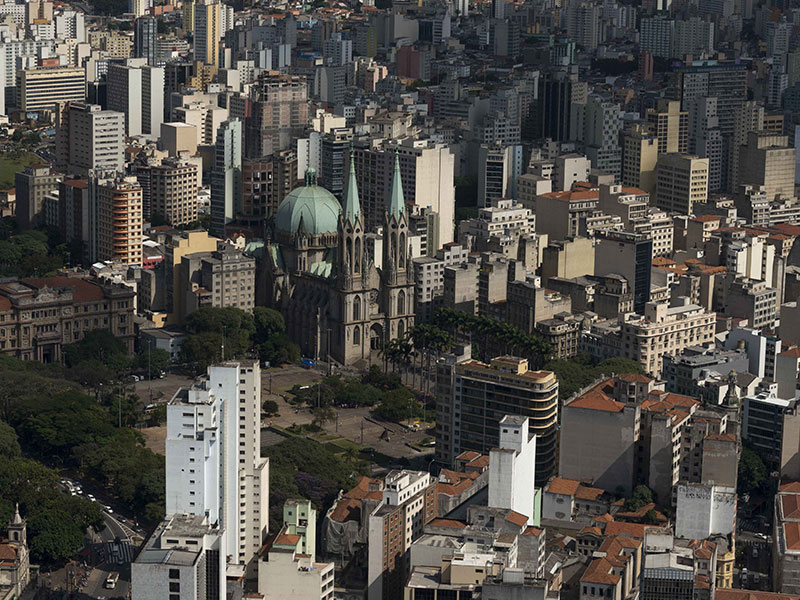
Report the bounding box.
[275,169,341,236]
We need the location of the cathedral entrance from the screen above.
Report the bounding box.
[369,324,384,351]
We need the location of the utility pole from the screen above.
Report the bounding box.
[148,340,152,404]
[360,419,364,445]
[327,328,332,376]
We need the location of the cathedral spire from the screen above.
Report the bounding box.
[343,148,361,222]
[388,148,405,219]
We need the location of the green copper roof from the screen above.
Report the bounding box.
[275,169,341,236]
[343,150,361,222]
[388,150,405,219]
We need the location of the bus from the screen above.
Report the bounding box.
[105,572,120,589]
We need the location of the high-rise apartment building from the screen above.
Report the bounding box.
[93,175,143,266]
[193,0,232,66]
[645,99,688,154]
[690,97,723,192]
[16,66,85,111]
[150,159,199,226]
[435,354,559,485]
[621,124,659,194]
[107,61,164,138]
[166,361,269,571]
[655,153,709,215]
[583,95,622,177]
[178,245,255,319]
[367,470,436,600]
[134,16,157,65]
[738,131,796,201]
[15,165,61,229]
[318,128,353,200]
[241,151,298,230]
[210,118,242,237]
[57,102,125,177]
[246,73,308,158]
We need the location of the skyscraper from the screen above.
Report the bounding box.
[210,118,242,237]
[193,0,232,66]
[134,16,157,66]
[245,73,308,158]
[645,99,688,154]
[150,158,199,226]
[165,360,269,571]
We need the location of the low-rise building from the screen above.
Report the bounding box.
[258,526,335,600]
[0,276,135,361]
[774,481,800,594]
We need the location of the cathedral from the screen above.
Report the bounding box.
[262,150,415,366]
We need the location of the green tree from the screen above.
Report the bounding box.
[136,347,170,379]
[738,446,768,496]
[0,421,21,457]
[263,400,279,415]
[624,485,654,511]
[375,388,420,423]
[312,405,336,429]
[63,329,130,372]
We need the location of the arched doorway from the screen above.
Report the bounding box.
[370,323,384,351]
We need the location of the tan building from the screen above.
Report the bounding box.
[535,187,600,241]
[655,153,709,215]
[16,66,85,112]
[89,30,133,58]
[0,276,136,361]
[178,244,255,319]
[621,124,659,194]
[738,131,796,201]
[150,158,199,226]
[160,122,199,157]
[241,151,298,228]
[96,176,143,266]
[645,99,688,154]
[541,237,596,283]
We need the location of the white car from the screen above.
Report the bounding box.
[87,494,96,501]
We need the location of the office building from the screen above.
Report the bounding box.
[193,0,231,66]
[0,275,136,361]
[134,16,157,66]
[210,118,242,237]
[15,165,61,229]
[57,102,125,177]
[161,122,199,157]
[150,159,200,227]
[166,361,269,569]
[93,175,143,266]
[655,153,709,214]
[594,229,653,314]
[367,470,436,600]
[16,66,85,112]
[477,143,522,207]
[436,356,559,486]
[131,514,226,600]
[583,95,622,177]
[738,131,796,201]
[646,99,689,155]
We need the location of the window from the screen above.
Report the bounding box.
[169,569,180,579]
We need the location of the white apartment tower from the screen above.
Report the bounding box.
[488,415,537,524]
[59,102,125,176]
[165,360,269,571]
[106,60,164,138]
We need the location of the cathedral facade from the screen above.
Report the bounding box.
[262,152,415,366]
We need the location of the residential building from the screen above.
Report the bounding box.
[107,61,164,138]
[367,470,437,600]
[150,159,200,227]
[258,527,335,600]
[131,514,226,600]
[621,124,659,194]
[58,179,92,259]
[16,66,85,112]
[165,361,269,570]
[58,102,125,177]
[738,131,796,201]
[675,482,736,540]
[193,0,231,66]
[15,165,60,229]
[0,276,136,361]
[282,500,316,560]
[240,151,298,230]
[161,122,199,157]
[93,175,143,266]
[246,73,309,157]
[477,143,522,207]
[488,416,538,524]
[724,278,777,330]
[774,481,800,594]
[436,356,559,485]
[535,186,599,241]
[178,245,255,318]
[646,99,689,155]
[210,118,243,237]
[654,153,709,215]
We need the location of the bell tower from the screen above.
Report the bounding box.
[8,504,25,547]
[381,149,414,341]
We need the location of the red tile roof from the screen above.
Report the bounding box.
[780,481,800,493]
[505,511,529,527]
[784,522,800,550]
[581,556,620,585]
[782,494,800,520]
[428,518,467,529]
[546,477,581,496]
[568,379,626,413]
[522,526,543,537]
[716,590,800,600]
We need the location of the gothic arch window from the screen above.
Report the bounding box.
[346,237,353,269]
[353,295,361,321]
[391,233,398,262]
[399,233,406,268]
[398,290,406,315]
[354,325,361,345]
[398,320,405,338]
[12,532,17,541]
[355,237,362,273]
